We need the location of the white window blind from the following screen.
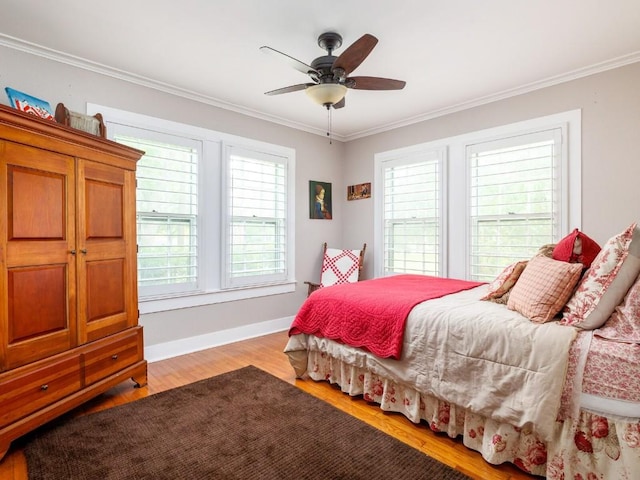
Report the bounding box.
[224,146,288,288]
[382,151,442,276]
[113,130,200,297]
[468,129,562,281]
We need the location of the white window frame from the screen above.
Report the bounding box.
[87,104,296,314]
[374,110,581,279]
[374,146,448,277]
[467,128,564,281]
[108,124,202,298]
[221,142,292,289]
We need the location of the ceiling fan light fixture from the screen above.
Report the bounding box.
[305,83,347,107]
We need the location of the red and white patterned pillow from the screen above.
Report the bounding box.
[561,222,640,329]
[481,261,528,304]
[319,248,361,287]
[596,274,640,343]
[507,256,583,323]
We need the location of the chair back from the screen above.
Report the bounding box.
[319,246,365,288]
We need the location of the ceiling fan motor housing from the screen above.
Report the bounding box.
[312,32,345,83]
[310,56,340,83]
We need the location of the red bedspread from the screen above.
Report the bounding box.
[289,274,484,359]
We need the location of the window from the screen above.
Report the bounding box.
[378,149,445,276]
[88,104,295,313]
[223,145,289,288]
[468,129,562,281]
[375,110,580,280]
[113,130,200,297]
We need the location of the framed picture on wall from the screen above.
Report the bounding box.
[309,180,332,219]
[347,182,371,201]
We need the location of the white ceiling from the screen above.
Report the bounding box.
[1,0,640,141]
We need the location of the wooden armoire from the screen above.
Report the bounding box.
[0,104,147,460]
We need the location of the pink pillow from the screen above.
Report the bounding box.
[552,228,601,268]
[507,256,583,323]
[562,222,640,329]
[596,275,640,343]
[481,261,528,304]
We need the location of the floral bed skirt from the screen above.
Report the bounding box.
[307,350,640,479]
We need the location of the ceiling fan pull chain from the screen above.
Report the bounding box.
[327,105,332,144]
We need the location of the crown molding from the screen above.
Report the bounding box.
[2,34,637,144]
[0,34,340,141]
[343,51,640,141]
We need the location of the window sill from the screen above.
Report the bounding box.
[139,282,297,314]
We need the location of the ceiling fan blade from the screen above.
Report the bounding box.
[332,34,378,76]
[260,46,318,76]
[333,97,346,109]
[347,76,406,90]
[264,83,315,96]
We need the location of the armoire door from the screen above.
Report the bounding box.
[0,141,77,370]
[76,159,138,344]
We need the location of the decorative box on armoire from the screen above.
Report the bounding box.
[0,104,147,460]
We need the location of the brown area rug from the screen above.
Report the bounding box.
[24,366,471,480]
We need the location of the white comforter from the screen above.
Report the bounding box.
[285,285,577,441]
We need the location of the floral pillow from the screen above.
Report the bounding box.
[535,243,556,258]
[552,228,601,268]
[562,222,640,329]
[595,275,640,343]
[481,261,528,304]
[507,256,583,323]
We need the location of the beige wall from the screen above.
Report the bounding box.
[3,44,639,351]
[344,62,640,278]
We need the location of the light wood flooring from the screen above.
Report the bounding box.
[0,331,535,480]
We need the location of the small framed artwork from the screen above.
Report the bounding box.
[5,87,55,121]
[309,180,332,219]
[347,182,371,201]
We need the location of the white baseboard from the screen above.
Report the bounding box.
[144,316,294,363]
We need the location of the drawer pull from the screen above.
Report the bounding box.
[40,384,48,391]
[111,354,118,360]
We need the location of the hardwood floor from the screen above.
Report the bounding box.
[0,331,535,479]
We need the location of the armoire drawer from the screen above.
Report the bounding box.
[0,354,82,428]
[82,329,142,386]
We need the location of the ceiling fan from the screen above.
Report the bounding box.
[260,32,406,110]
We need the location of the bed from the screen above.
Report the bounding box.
[285,223,640,479]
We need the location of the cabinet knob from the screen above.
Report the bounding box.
[80,249,88,254]
[40,384,48,391]
[70,249,76,255]
[111,354,118,360]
